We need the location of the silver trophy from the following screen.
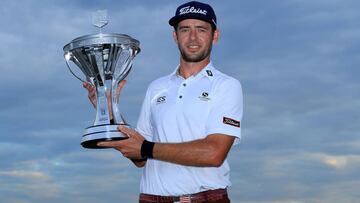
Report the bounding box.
[63,11,140,148]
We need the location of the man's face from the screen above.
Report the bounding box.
[173,19,219,63]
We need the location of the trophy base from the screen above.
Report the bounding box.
[81,124,129,149]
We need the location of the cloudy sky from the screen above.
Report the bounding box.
[0,0,359,202]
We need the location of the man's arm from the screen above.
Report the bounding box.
[98,126,235,167]
[153,134,235,167]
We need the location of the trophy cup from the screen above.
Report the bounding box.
[63,10,140,149]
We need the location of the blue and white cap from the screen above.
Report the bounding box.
[169,1,217,29]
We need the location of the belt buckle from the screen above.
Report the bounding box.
[179,194,192,203]
[173,194,192,203]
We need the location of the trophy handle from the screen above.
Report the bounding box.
[64,53,91,84]
[65,59,88,83]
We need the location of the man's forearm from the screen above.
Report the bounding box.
[97,128,235,167]
[151,134,235,167]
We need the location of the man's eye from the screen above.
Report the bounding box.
[198,28,207,32]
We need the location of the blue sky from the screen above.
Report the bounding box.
[0,0,359,202]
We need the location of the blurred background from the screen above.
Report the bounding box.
[0,0,359,202]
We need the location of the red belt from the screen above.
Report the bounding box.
[139,188,229,203]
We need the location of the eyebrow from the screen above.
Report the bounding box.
[178,25,190,29]
[178,25,209,30]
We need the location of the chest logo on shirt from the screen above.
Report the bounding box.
[223,117,240,128]
[206,70,213,77]
[156,96,166,104]
[198,92,210,101]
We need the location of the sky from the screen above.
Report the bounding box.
[0,0,359,202]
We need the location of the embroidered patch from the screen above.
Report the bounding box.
[223,117,240,128]
[198,92,210,101]
[179,6,207,16]
[156,96,166,104]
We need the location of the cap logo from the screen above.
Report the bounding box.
[179,6,207,16]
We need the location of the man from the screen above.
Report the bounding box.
[84,1,243,202]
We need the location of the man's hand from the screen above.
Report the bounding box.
[97,125,145,160]
[83,82,97,108]
[82,80,127,119]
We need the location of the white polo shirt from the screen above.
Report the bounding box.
[136,62,243,196]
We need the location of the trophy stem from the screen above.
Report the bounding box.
[94,85,111,125]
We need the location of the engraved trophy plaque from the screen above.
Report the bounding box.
[63,11,140,148]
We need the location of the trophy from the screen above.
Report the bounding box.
[63,10,140,149]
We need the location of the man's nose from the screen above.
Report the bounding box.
[190,29,198,40]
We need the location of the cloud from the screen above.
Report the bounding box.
[0,170,50,181]
[0,169,60,200]
[309,153,360,170]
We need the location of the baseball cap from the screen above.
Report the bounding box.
[169,1,217,29]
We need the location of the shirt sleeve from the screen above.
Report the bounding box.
[205,78,243,144]
[136,87,153,141]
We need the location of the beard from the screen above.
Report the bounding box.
[178,42,213,63]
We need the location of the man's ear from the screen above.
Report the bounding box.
[173,30,178,43]
[212,29,220,44]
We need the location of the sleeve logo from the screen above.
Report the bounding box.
[223,117,240,128]
[156,96,166,104]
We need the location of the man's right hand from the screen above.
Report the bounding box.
[82,80,127,109]
[83,82,97,108]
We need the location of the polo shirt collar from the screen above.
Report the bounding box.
[198,62,215,80]
[170,61,216,80]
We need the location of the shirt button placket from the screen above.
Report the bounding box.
[178,82,186,101]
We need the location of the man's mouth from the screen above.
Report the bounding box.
[187,44,200,51]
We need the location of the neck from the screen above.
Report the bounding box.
[178,58,210,79]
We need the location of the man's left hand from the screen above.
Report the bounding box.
[98,125,145,159]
